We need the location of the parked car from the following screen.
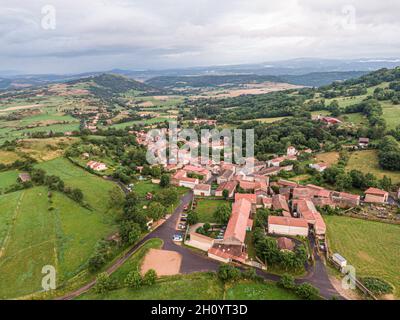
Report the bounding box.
[181,214,188,218]
[178,224,186,230]
[180,217,187,222]
[173,234,183,242]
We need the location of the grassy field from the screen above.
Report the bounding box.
[194,199,230,223]
[0,186,116,299]
[0,150,21,165]
[36,157,120,214]
[314,151,340,166]
[79,272,224,300]
[325,215,400,298]
[346,149,400,183]
[226,280,300,300]
[0,170,19,191]
[15,137,78,162]
[133,180,161,198]
[381,101,400,130]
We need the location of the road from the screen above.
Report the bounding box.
[58,191,343,300]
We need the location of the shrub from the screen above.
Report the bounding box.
[217,265,241,283]
[278,274,296,290]
[94,272,117,294]
[361,277,393,295]
[143,269,157,286]
[125,270,143,289]
[295,283,320,300]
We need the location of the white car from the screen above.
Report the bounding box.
[173,234,183,242]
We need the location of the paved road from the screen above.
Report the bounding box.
[59,191,342,300]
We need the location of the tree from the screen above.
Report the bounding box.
[143,269,157,286]
[94,272,116,294]
[119,221,141,244]
[154,188,179,207]
[70,188,84,202]
[147,202,166,221]
[335,173,352,191]
[160,174,170,188]
[187,210,199,225]
[295,283,320,300]
[222,189,229,200]
[213,204,231,224]
[108,186,124,209]
[379,175,392,191]
[128,224,141,244]
[125,270,142,289]
[217,265,241,282]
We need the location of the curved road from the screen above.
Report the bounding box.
[58,191,342,300]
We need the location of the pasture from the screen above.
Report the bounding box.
[0,186,116,299]
[0,170,19,191]
[314,151,340,166]
[346,149,400,183]
[325,215,400,298]
[35,157,121,214]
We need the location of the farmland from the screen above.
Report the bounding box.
[346,149,400,183]
[0,186,116,299]
[325,215,400,298]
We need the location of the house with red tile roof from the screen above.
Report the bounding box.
[364,187,389,203]
[194,184,212,197]
[277,237,295,251]
[272,194,290,213]
[87,161,107,171]
[171,170,198,189]
[294,199,326,236]
[215,181,237,198]
[268,216,309,237]
[331,191,360,208]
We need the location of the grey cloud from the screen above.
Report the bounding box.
[0,0,399,73]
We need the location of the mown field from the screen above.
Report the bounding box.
[346,149,400,183]
[325,215,400,298]
[0,186,117,299]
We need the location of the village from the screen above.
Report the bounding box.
[126,129,394,269]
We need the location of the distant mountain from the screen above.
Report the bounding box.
[67,73,166,100]
[1,57,399,90]
[145,71,368,88]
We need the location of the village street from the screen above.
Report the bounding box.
[59,191,342,300]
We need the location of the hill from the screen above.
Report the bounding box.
[146,71,367,89]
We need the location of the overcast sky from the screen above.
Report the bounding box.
[1,0,400,74]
